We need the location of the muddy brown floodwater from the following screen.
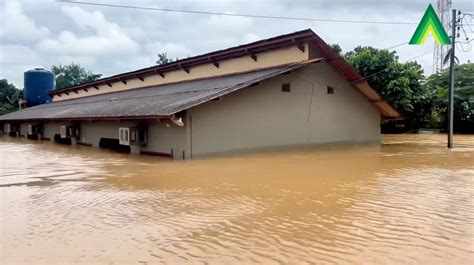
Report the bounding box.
[0,134,473,264]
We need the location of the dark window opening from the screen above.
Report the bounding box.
[99,138,131,153]
[282,83,291,92]
[27,134,39,140]
[327,86,335,94]
[54,134,72,145]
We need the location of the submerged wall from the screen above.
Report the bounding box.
[4,62,381,159]
[187,62,381,157]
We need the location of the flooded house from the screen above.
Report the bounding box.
[0,29,400,159]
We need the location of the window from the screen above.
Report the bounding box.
[282,83,291,92]
[327,86,335,94]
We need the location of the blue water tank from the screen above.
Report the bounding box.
[24,68,54,106]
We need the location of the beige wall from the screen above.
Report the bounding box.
[142,121,188,159]
[80,121,135,147]
[19,123,28,136]
[187,62,381,157]
[43,122,61,139]
[79,120,187,159]
[52,44,309,102]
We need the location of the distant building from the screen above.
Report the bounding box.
[0,29,400,159]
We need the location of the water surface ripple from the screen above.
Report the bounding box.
[1,134,473,264]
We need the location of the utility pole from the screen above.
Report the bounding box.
[447,9,456,148]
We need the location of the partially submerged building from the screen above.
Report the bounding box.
[0,29,400,159]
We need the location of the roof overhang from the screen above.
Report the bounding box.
[1,61,318,122]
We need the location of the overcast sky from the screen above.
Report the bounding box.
[1,0,472,88]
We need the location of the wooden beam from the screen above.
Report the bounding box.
[73,90,78,94]
[122,80,127,85]
[245,48,257,61]
[65,92,69,96]
[178,64,190,74]
[156,71,165,78]
[297,43,305,52]
[83,88,88,92]
[138,76,144,81]
[94,85,99,90]
[107,83,112,87]
[57,94,62,97]
[213,61,219,68]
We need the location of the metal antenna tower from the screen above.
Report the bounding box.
[433,0,452,73]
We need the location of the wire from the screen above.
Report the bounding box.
[384,42,409,50]
[56,0,417,25]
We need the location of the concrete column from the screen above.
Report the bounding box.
[38,133,42,141]
[71,137,77,145]
[130,145,141,155]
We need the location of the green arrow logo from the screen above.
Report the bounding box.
[409,4,451,45]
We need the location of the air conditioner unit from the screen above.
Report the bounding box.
[119,127,147,146]
[60,125,80,139]
[4,123,11,133]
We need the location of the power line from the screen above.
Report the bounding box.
[57,0,417,25]
[385,42,409,50]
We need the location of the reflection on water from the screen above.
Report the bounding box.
[1,134,473,264]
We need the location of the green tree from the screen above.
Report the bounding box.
[156,52,172,65]
[0,79,22,115]
[51,63,102,90]
[424,63,474,133]
[329,44,342,55]
[344,46,432,132]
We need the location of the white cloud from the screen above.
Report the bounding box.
[37,6,138,57]
[0,45,46,87]
[0,45,42,65]
[145,42,191,58]
[1,0,473,89]
[0,1,50,41]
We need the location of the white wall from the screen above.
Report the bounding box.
[187,62,381,157]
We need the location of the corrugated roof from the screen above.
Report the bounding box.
[0,62,313,122]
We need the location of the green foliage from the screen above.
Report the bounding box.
[329,44,342,55]
[51,63,102,90]
[0,79,22,115]
[344,46,431,132]
[424,63,474,133]
[156,52,172,65]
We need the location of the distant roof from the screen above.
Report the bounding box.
[49,29,316,97]
[0,62,313,122]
